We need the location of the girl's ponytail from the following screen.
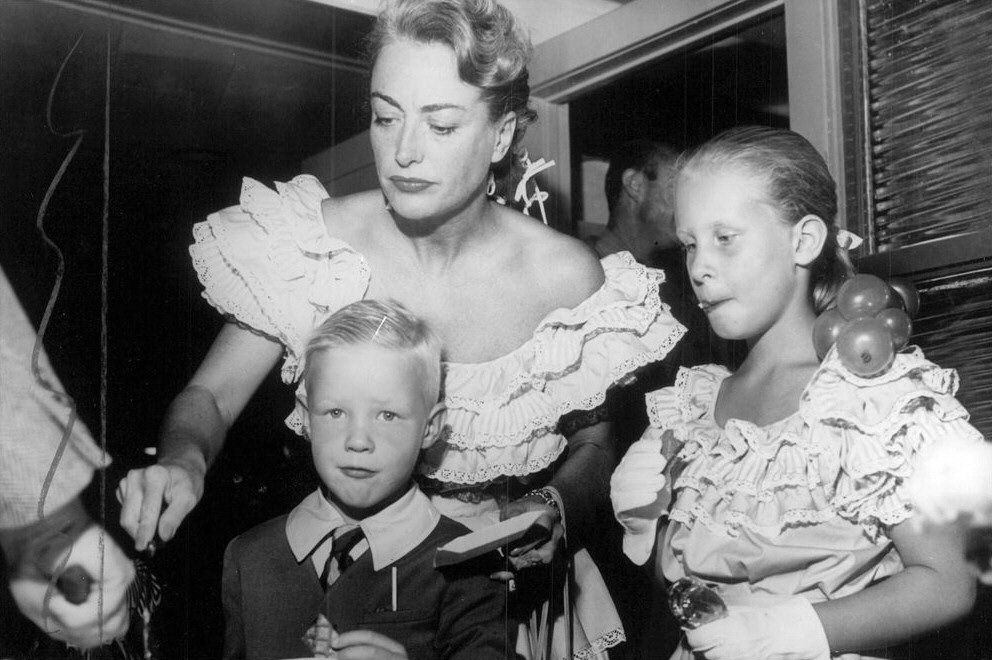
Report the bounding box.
[811,227,857,314]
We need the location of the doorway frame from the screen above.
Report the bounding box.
[527,0,849,231]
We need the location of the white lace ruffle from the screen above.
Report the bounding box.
[190,177,687,485]
[420,252,686,484]
[189,175,371,386]
[566,627,627,660]
[650,347,982,540]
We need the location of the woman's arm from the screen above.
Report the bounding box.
[502,420,616,567]
[548,420,616,537]
[118,322,283,551]
[816,518,976,654]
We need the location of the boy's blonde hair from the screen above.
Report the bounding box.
[304,299,443,407]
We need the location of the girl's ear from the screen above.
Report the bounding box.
[491,112,517,164]
[794,214,828,267]
[420,402,446,450]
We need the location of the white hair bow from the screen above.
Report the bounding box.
[837,228,864,250]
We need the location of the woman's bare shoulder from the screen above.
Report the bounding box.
[321,189,386,238]
[500,209,605,303]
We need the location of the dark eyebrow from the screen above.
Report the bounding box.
[421,103,465,113]
[370,91,400,110]
[370,91,465,114]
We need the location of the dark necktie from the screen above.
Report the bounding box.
[320,527,365,589]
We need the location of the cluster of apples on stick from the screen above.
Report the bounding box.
[813,274,920,377]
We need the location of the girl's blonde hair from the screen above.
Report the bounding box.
[678,125,855,313]
[304,299,442,407]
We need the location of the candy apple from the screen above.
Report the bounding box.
[836,317,896,377]
[876,308,912,350]
[888,279,921,319]
[812,309,849,360]
[837,274,893,320]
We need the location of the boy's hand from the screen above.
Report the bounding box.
[334,629,408,660]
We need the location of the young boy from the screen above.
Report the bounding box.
[221,300,512,660]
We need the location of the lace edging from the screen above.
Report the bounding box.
[646,365,728,430]
[418,448,564,484]
[442,332,685,451]
[669,500,840,539]
[559,628,626,660]
[445,255,680,412]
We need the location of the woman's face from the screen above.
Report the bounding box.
[369,39,514,221]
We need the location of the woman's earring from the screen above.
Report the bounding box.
[486,172,496,198]
[382,192,392,211]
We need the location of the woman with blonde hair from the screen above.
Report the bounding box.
[119,1,685,656]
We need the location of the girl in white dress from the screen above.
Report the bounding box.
[611,126,982,660]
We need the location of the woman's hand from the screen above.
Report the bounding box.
[500,495,563,571]
[118,323,284,552]
[118,462,203,552]
[334,629,409,660]
[9,525,135,649]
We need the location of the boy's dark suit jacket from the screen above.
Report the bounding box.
[222,513,514,660]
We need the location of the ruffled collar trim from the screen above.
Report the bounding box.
[657,347,970,539]
[198,175,687,485]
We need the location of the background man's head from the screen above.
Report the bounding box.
[604,140,680,253]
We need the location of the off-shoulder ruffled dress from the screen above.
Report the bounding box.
[190,175,687,660]
[647,348,985,660]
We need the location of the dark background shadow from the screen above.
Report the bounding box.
[1,1,369,656]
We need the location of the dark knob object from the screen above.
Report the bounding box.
[56,565,93,605]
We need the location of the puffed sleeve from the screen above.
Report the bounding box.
[189,175,370,386]
[803,346,986,540]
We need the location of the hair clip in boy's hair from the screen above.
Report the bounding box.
[836,228,863,251]
[371,315,389,344]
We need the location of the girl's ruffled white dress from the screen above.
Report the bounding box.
[650,348,985,660]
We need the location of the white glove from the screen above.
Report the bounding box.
[609,429,670,565]
[685,596,830,660]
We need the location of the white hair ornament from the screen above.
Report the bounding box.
[371,315,388,344]
[490,149,556,226]
[837,228,863,251]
